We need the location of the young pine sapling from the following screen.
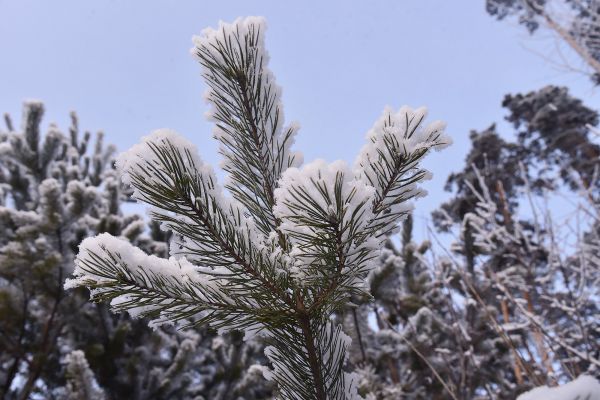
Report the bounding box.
[65,17,450,399]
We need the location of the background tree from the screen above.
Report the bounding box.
[0,101,272,400]
[344,215,522,400]
[486,0,600,83]
[434,85,600,229]
[430,85,600,397]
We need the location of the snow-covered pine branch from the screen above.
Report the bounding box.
[273,160,378,311]
[193,17,302,236]
[66,16,449,399]
[355,106,451,237]
[66,233,264,331]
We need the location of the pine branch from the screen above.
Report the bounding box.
[355,106,451,237]
[62,350,106,400]
[67,234,299,331]
[192,17,301,235]
[274,160,377,313]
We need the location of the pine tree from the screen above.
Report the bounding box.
[434,85,600,229]
[432,126,523,229]
[450,168,600,390]
[0,100,120,399]
[502,85,600,191]
[346,217,460,399]
[343,214,519,400]
[65,17,451,399]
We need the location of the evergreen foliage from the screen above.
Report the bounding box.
[59,350,106,400]
[65,17,450,400]
[342,215,521,400]
[420,86,600,399]
[0,101,272,399]
[434,85,600,229]
[503,85,600,191]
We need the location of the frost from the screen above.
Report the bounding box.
[356,106,450,163]
[67,233,204,287]
[191,17,303,171]
[274,159,376,236]
[62,350,105,400]
[115,128,267,267]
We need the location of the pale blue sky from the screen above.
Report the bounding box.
[1,0,598,237]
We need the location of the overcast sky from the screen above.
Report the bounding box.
[1,0,598,238]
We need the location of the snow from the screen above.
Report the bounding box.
[354,106,451,174]
[274,159,375,233]
[120,219,145,239]
[115,128,268,269]
[191,16,268,68]
[517,375,600,400]
[0,141,11,155]
[22,99,44,107]
[63,350,105,400]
